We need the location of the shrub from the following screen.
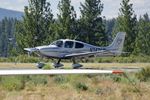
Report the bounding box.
[0,76,25,91]
[75,82,88,91]
[95,88,103,95]
[112,75,122,82]
[43,64,52,69]
[111,73,139,85]
[53,75,68,84]
[0,55,150,63]
[0,58,7,62]
[0,55,51,63]
[96,56,150,63]
[136,67,150,81]
[16,55,39,63]
[27,75,48,86]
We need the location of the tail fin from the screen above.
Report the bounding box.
[107,32,126,55]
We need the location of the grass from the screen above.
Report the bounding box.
[0,73,150,100]
[0,55,150,63]
[0,76,25,91]
[136,66,150,82]
[0,62,150,99]
[75,82,88,91]
[53,75,68,84]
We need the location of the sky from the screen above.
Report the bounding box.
[0,0,150,19]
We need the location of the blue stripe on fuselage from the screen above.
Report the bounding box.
[90,48,106,52]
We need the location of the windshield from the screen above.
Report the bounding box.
[51,41,63,47]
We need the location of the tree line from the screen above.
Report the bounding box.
[0,0,150,57]
[0,18,17,57]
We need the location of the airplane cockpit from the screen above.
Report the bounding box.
[50,40,84,49]
[50,40,63,47]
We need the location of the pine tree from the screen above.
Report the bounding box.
[8,18,18,56]
[0,18,17,57]
[134,14,150,55]
[79,0,106,46]
[0,18,9,57]
[143,13,149,22]
[113,0,137,53]
[105,18,116,43]
[55,0,77,39]
[15,0,53,53]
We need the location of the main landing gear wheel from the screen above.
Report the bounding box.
[36,62,45,69]
[52,59,64,68]
[52,63,64,68]
[72,64,83,69]
[72,58,83,69]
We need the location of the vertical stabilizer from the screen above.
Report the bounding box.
[107,32,126,55]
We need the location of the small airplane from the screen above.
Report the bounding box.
[24,32,126,69]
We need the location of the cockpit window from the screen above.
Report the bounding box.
[64,41,74,48]
[75,42,84,48]
[51,41,63,47]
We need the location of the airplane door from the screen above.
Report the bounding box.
[74,42,85,53]
[63,41,74,54]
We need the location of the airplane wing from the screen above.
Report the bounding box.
[0,69,124,75]
[64,50,127,58]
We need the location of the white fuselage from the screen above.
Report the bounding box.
[24,32,126,59]
[35,39,107,58]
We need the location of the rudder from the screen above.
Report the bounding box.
[107,32,126,55]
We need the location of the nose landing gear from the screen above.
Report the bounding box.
[36,62,45,69]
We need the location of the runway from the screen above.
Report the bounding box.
[0,63,144,75]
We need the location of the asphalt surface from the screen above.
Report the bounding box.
[0,66,142,73]
[0,63,145,73]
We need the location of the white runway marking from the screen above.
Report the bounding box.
[0,69,124,75]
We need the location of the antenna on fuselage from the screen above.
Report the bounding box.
[74,33,80,40]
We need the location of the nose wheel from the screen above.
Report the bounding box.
[36,62,45,69]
